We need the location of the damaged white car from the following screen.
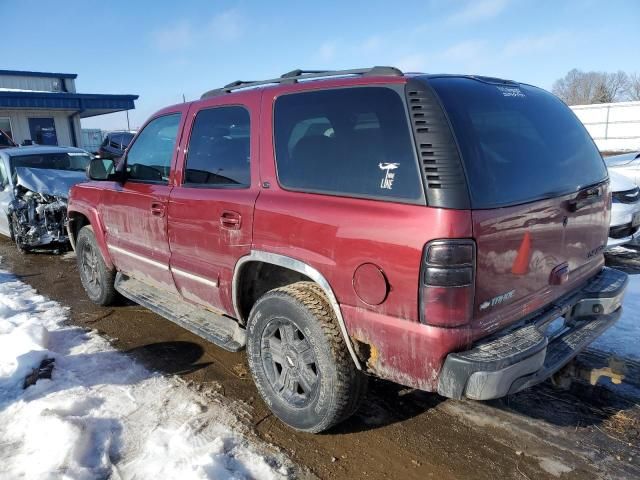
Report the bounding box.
[0,146,91,253]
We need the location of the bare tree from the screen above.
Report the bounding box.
[552,69,588,105]
[628,72,640,101]
[552,69,630,105]
[601,71,630,102]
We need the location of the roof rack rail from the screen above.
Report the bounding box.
[201,66,403,99]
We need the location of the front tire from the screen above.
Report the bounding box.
[246,281,367,433]
[10,213,30,254]
[76,225,118,305]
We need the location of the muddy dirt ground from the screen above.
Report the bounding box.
[1,237,639,479]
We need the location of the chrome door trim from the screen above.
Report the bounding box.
[107,244,169,271]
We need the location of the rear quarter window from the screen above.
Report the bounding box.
[273,87,424,203]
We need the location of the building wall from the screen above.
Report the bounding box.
[571,101,640,152]
[0,109,76,146]
[0,74,76,93]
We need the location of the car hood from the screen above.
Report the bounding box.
[14,167,87,198]
[609,170,638,193]
[605,151,640,167]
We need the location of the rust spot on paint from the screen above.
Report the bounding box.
[367,343,380,369]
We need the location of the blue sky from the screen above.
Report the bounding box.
[2,0,638,130]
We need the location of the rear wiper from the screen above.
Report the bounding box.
[568,186,603,212]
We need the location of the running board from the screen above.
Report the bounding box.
[114,273,246,352]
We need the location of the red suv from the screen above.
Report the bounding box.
[67,67,627,433]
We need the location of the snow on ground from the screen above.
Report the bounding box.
[593,272,640,360]
[0,269,290,480]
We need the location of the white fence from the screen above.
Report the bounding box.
[571,101,640,152]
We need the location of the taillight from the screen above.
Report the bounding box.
[420,239,475,327]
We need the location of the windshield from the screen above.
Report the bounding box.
[429,77,608,208]
[9,152,91,175]
[605,152,640,167]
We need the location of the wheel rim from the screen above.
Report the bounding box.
[80,241,101,294]
[261,318,320,407]
[11,215,25,250]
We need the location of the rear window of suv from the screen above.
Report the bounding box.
[274,87,423,203]
[429,77,607,208]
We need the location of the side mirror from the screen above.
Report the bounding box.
[87,157,120,181]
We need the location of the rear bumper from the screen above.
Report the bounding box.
[437,267,628,400]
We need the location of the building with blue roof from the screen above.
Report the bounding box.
[0,69,138,148]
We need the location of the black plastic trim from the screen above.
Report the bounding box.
[437,267,628,399]
[404,78,470,209]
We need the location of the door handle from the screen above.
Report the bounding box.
[150,202,166,217]
[220,210,241,229]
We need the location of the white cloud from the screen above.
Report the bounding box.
[317,40,338,62]
[151,20,194,52]
[447,0,510,25]
[151,10,245,52]
[358,35,384,54]
[209,9,244,42]
[502,32,570,57]
[395,53,428,73]
[440,40,488,61]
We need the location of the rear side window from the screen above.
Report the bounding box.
[429,78,608,208]
[274,87,423,203]
[127,114,181,184]
[184,106,250,187]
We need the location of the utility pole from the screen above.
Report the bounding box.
[126,110,130,131]
[182,93,186,103]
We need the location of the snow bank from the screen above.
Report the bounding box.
[593,272,640,360]
[0,270,289,480]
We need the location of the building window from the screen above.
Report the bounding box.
[0,117,12,139]
[28,118,58,146]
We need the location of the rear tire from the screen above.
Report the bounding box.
[76,225,118,306]
[246,281,367,433]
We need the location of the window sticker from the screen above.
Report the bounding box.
[496,86,526,98]
[379,162,399,190]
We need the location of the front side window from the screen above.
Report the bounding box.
[126,114,181,184]
[184,106,250,187]
[274,87,423,202]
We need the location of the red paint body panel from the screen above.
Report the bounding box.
[96,103,191,291]
[67,184,113,268]
[342,305,471,390]
[472,185,609,336]
[101,182,176,290]
[167,92,261,314]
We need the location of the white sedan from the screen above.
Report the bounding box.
[607,170,640,248]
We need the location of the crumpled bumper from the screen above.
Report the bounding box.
[437,267,628,400]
